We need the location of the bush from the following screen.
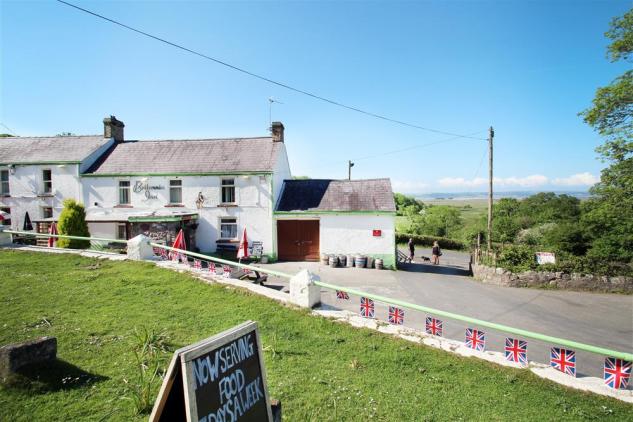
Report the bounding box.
[396,233,466,250]
[57,199,90,249]
[496,245,536,272]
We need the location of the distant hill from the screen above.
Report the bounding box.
[415,191,591,201]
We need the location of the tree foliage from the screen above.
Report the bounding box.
[393,193,425,216]
[57,199,90,249]
[578,7,633,264]
[411,205,462,238]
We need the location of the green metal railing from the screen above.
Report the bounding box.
[314,281,633,362]
[2,229,631,361]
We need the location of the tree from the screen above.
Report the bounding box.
[393,193,425,216]
[411,205,462,237]
[57,199,90,249]
[579,8,633,263]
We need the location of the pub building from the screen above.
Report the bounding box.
[0,116,396,267]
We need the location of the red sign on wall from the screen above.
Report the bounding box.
[373,230,382,237]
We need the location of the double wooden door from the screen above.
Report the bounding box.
[277,220,320,261]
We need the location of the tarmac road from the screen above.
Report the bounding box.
[261,249,633,380]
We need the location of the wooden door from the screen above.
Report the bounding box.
[277,220,320,261]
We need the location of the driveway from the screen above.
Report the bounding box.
[259,250,633,379]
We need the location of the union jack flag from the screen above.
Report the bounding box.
[359,297,374,318]
[604,357,631,389]
[222,265,232,278]
[504,338,528,366]
[336,290,350,300]
[208,262,216,274]
[388,306,404,325]
[425,317,443,337]
[465,328,485,352]
[193,259,202,270]
[550,347,576,377]
[160,248,169,260]
[170,251,179,262]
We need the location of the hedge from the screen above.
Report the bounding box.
[396,233,467,250]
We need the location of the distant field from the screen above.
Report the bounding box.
[397,199,489,236]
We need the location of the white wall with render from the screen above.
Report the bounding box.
[0,163,82,230]
[81,174,275,253]
[319,214,395,257]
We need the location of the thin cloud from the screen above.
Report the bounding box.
[552,172,599,186]
[438,175,548,188]
[392,180,429,193]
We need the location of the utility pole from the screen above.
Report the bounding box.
[487,126,494,250]
[348,160,354,180]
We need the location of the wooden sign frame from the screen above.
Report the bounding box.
[149,321,272,422]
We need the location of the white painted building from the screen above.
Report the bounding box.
[0,116,395,265]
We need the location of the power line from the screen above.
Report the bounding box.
[347,131,486,163]
[56,0,486,141]
[0,123,17,136]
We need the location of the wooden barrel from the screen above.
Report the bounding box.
[354,255,367,268]
[338,255,347,267]
[375,258,384,270]
[328,255,339,267]
[367,256,375,268]
[346,254,355,267]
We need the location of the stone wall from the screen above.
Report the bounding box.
[471,263,633,293]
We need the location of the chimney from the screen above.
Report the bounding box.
[103,115,125,142]
[271,121,284,143]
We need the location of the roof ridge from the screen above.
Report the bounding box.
[129,136,273,143]
[0,134,102,140]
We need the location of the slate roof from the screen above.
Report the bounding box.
[276,179,396,213]
[0,135,109,164]
[85,137,283,175]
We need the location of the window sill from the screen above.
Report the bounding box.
[37,193,54,198]
[0,194,10,198]
[216,239,239,243]
[114,204,133,208]
[165,204,184,208]
[219,203,238,208]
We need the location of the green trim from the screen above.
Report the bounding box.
[0,161,80,166]
[274,210,396,216]
[81,171,273,178]
[128,214,198,223]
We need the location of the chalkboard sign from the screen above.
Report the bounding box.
[149,321,272,422]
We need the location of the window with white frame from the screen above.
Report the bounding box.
[169,180,182,204]
[42,207,53,219]
[221,178,235,204]
[116,223,127,240]
[0,170,9,195]
[119,180,130,205]
[42,169,52,194]
[220,217,237,239]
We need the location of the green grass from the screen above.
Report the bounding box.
[1,250,631,421]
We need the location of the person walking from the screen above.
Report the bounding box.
[431,241,441,265]
[408,238,415,262]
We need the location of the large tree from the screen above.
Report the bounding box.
[580,8,633,263]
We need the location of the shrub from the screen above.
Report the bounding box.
[496,245,536,273]
[57,199,90,249]
[396,233,466,250]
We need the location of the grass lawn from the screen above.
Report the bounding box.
[1,250,631,421]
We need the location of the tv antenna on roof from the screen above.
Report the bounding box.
[268,97,284,128]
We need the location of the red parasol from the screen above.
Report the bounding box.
[170,229,187,261]
[237,227,249,260]
[0,210,9,225]
[48,222,58,247]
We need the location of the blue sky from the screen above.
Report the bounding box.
[1,0,630,193]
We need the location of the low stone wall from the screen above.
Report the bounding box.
[471,263,633,293]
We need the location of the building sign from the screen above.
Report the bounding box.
[536,252,556,265]
[150,321,272,422]
[372,230,382,237]
[133,181,165,200]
